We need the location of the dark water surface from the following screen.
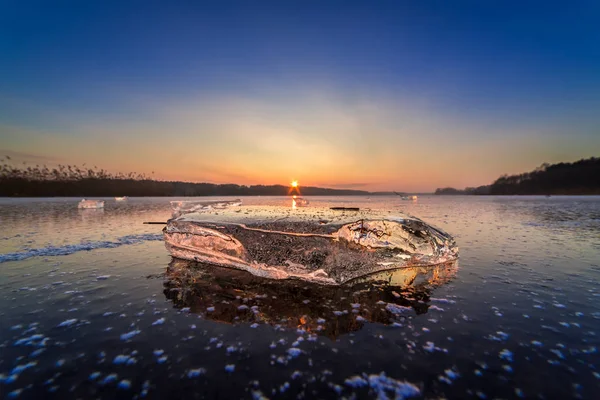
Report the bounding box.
[0,196,599,399]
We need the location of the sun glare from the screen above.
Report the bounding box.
[291,180,298,188]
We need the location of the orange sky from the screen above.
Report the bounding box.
[2,88,599,192]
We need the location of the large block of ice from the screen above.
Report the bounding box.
[163,206,458,285]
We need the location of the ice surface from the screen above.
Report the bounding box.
[0,234,162,263]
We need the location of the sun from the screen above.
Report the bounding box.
[291,180,298,188]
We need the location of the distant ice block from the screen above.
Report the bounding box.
[292,197,309,208]
[78,199,104,209]
[163,206,458,285]
[170,199,242,218]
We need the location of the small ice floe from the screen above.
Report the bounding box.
[439,368,460,384]
[153,350,164,357]
[251,390,269,400]
[575,312,584,317]
[250,323,259,328]
[333,310,347,316]
[550,349,565,359]
[152,318,165,326]
[225,364,235,372]
[226,346,238,353]
[280,382,291,393]
[10,324,23,330]
[120,330,141,341]
[157,356,168,364]
[531,340,543,347]
[422,341,447,353]
[345,376,368,387]
[474,369,482,377]
[499,349,513,362]
[345,372,420,399]
[559,322,570,328]
[431,298,456,304]
[356,316,366,322]
[89,372,101,380]
[96,275,110,281]
[206,307,215,312]
[102,312,114,317]
[503,365,513,372]
[541,325,560,333]
[317,318,326,324]
[180,307,190,313]
[57,319,77,327]
[113,355,131,365]
[14,333,47,347]
[29,349,45,357]
[187,368,206,378]
[553,303,566,308]
[118,379,131,389]
[386,303,411,315]
[291,371,302,380]
[515,388,525,398]
[55,359,65,367]
[287,348,302,358]
[99,373,118,385]
[11,361,37,375]
[238,305,249,311]
[429,305,445,312]
[487,331,510,341]
[582,346,597,354]
[7,389,23,398]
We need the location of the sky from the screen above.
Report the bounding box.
[1,1,599,192]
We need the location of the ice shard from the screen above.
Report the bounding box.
[163,205,459,285]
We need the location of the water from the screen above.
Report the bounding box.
[0,195,599,399]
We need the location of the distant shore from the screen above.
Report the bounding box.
[435,157,599,196]
[1,157,598,197]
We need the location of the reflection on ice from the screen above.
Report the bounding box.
[163,258,458,338]
[292,196,309,208]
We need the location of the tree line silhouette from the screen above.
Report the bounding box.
[435,157,600,195]
[0,159,372,197]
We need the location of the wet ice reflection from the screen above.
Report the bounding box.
[162,259,458,338]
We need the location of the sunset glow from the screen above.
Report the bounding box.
[291,181,298,188]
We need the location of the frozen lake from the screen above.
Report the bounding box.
[1,195,599,399]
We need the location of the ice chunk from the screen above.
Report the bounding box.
[164,206,458,285]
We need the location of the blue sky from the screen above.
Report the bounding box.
[1,1,599,191]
